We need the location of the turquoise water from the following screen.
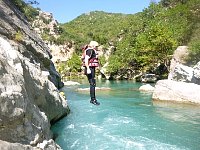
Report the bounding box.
[51,80,200,150]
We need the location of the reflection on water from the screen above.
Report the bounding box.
[153,100,200,124]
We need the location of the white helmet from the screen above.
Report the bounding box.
[89,41,99,47]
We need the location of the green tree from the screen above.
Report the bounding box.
[137,23,177,70]
[66,53,82,72]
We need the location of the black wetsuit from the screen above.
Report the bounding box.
[85,48,97,101]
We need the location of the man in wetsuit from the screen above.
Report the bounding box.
[84,41,100,105]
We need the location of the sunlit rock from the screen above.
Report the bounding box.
[139,84,155,92]
[168,46,189,80]
[64,81,81,86]
[152,80,200,104]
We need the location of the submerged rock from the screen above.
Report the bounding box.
[64,81,81,86]
[77,87,111,91]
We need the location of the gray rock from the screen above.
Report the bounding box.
[169,62,200,85]
[193,62,200,84]
[172,64,194,82]
[0,0,69,149]
[0,139,61,150]
[168,45,200,85]
[152,80,200,104]
[0,140,35,150]
[168,46,189,80]
[139,84,155,92]
[153,45,200,104]
[140,74,157,83]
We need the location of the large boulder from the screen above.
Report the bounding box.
[172,64,194,82]
[153,45,200,104]
[168,46,189,80]
[152,80,200,104]
[168,46,200,85]
[169,62,200,85]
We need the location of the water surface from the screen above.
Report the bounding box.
[51,80,200,150]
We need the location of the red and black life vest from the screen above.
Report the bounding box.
[81,47,99,67]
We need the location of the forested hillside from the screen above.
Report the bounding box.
[60,0,200,79]
[60,11,132,47]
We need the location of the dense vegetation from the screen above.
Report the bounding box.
[13,0,200,79]
[59,0,200,78]
[60,11,132,48]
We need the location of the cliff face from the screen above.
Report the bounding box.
[31,10,76,64]
[0,0,69,149]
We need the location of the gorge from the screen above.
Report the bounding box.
[1,0,200,149]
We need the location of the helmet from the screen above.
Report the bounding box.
[89,41,99,47]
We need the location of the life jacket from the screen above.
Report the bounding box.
[81,46,99,67]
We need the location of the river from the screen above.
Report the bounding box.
[51,80,200,150]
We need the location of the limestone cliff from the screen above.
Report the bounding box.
[31,10,76,64]
[0,0,69,149]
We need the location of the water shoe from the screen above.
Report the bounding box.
[90,100,100,105]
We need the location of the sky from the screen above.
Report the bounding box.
[33,0,159,23]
